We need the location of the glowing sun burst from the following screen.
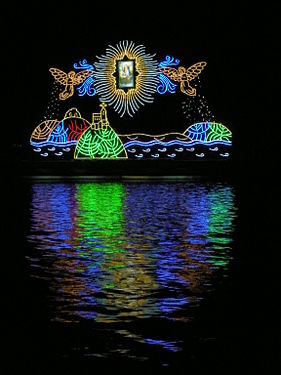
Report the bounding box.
[93,40,159,117]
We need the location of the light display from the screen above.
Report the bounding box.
[30,119,59,143]
[73,59,96,97]
[93,40,159,117]
[159,61,206,96]
[119,124,231,160]
[30,103,231,159]
[30,40,232,160]
[74,104,127,159]
[157,55,179,94]
[185,122,232,142]
[30,108,90,158]
[48,41,207,114]
[73,59,94,70]
[49,68,94,100]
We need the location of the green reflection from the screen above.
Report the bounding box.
[74,183,157,321]
[207,187,236,266]
[75,183,125,253]
[74,183,126,292]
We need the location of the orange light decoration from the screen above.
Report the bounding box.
[159,61,207,96]
[30,119,59,143]
[49,68,94,100]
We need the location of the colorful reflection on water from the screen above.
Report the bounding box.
[27,181,236,353]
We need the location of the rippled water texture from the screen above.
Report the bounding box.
[25,181,237,367]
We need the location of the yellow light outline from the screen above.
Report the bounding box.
[30,119,59,143]
[159,61,207,96]
[94,41,159,117]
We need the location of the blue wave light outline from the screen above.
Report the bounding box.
[73,59,95,70]
[77,76,96,97]
[124,140,232,148]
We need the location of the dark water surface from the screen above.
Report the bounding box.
[5,178,280,374]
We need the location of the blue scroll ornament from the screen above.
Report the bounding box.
[73,59,96,97]
[157,55,180,94]
[77,76,96,97]
[157,74,177,94]
[73,59,94,70]
[158,55,180,68]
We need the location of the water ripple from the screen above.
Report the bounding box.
[26,181,237,356]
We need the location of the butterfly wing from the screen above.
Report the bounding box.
[159,67,180,81]
[49,68,68,85]
[74,70,94,85]
[186,62,207,81]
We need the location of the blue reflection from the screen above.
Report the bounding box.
[124,183,236,315]
[144,338,181,352]
[27,182,236,326]
[29,183,76,250]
